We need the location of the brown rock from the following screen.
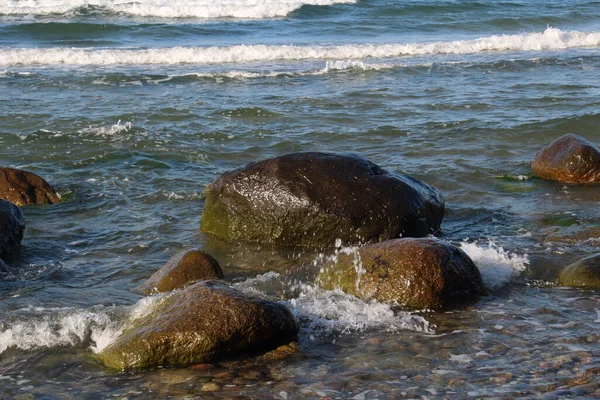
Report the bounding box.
[136,249,224,295]
[0,200,25,262]
[201,152,444,248]
[0,167,60,206]
[532,134,600,184]
[315,238,485,310]
[558,253,600,289]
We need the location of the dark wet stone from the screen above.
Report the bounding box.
[201,152,444,247]
[0,200,25,262]
[558,254,600,289]
[0,167,60,206]
[98,280,298,370]
[315,238,486,310]
[532,134,600,184]
[136,249,224,295]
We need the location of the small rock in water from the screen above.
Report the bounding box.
[0,167,61,206]
[0,200,25,262]
[201,382,220,392]
[558,253,600,289]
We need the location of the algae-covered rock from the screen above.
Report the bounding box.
[136,249,224,295]
[201,152,444,247]
[558,254,600,289]
[0,167,60,206]
[315,238,485,310]
[532,134,600,184]
[0,200,25,262]
[98,280,298,370]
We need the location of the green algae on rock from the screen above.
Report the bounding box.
[532,134,600,184]
[0,167,61,206]
[136,249,224,295]
[558,254,600,289]
[201,152,444,247]
[98,280,298,370]
[315,238,485,310]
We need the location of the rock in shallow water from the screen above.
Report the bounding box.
[136,249,224,295]
[0,167,60,206]
[532,134,600,184]
[201,152,444,247]
[98,280,298,370]
[558,254,600,289]
[315,238,486,310]
[0,200,25,262]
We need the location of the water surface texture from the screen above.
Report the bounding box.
[1,0,600,398]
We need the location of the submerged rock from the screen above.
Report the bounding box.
[136,249,224,295]
[0,200,25,262]
[315,238,485,310]
[201,152,444,247]
[98,280,298,370]
[558,254,600,289]
[0,167,60,206]
[532,134,600,184]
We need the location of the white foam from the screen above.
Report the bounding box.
[460,240,529,290]
[0,0,357,19]
[77,119,133,136]
[1,28,597,67]
[0,295,163,355]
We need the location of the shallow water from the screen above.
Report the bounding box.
[1,0,600,398]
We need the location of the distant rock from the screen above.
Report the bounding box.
[201,152,444,247]
[136,249,224,295]
[558,254,600,289]
[98,280,298,370]
[0,200,25,262]
[532,134,600,184]
[315,238,485,310]
[0,167,60,206]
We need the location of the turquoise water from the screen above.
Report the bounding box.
[1,0,600,398]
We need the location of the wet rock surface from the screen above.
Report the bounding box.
[201,152,444,247]
[558,253,600,289]
[0,200,25,262]
[98,280,299,370]
[0,167,60,206]
[315,238,485,310]
[532,134,600,184]
[136,249,224,295]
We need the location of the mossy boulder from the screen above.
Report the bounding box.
[0,200,25,262]
[0,167,60,206]
[532,134,600,184]
[136,249,224,295]
[558,254,600,289]
[98,280,298,370]
[315,238,485,310]
[201,152,444,247]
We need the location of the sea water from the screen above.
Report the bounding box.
[1,0,600,398]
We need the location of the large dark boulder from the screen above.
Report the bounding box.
[532,134,600,184]
[558,254,600,289]
[136,249,224,295]
[0,200,25,261]
[0,167,60,206]
[315,238,485,310]
[201,152,444,247]
[98,280,298,370]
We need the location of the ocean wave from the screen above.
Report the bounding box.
[1,28,598,67]
[0,0,357,19]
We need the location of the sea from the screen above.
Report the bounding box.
[1,0,600,398]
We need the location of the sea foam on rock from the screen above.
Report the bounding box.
[136,249,224,295]
[558,254,600,289]
[532,134,600,184]
[201,152,444,247]
[315,238,485,310]
[0,199,25,262]
[98,280,298,370]
[0,167,60,206]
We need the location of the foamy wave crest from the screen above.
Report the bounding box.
[460,240,529,290]
[0,296,162,354]
[0,0,356,19]
[2,28,598,67]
